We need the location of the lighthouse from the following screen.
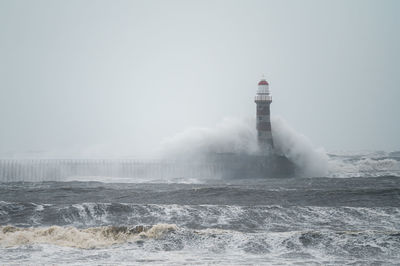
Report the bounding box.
[255,78,274,153]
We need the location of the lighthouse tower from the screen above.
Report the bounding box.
[255,78,274,153]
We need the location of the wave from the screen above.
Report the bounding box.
[271,117,328,177]
[160,116,329,177]
[1,224,400,265]
[328,151,400,178]
[0,224,177,249]
[1,119,399,183]
[1,202,399,232]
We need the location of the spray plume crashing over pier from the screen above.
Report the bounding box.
[0,116,328,182]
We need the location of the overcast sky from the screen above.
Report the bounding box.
[0,0,399,156]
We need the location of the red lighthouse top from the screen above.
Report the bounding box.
[258,79,269,85]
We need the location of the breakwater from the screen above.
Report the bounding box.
[0,159,223,182]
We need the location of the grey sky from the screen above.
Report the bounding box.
[0,0,399,156]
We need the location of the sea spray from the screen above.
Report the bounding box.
[160,116,328,177]
[160,117,259,157]
[271,116,328,177]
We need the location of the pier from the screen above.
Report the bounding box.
[0,159,225,182]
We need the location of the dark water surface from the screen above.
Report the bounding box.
[0,176,399,207]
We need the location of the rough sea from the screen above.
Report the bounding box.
[1,151,400,265]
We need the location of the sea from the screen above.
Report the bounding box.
[1,151,400,265]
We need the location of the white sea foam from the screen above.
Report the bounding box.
[1,225,398,265]
[3,202,398,233]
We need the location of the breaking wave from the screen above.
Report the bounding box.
[0,224,177,249]
[1,224,400,265]
[160,118,400,179]
[160,117,259,156]
[161,116,329,177]
[1,118,398,182]
[1,202,399,232]
[272,116,328,176]
[328,151,400,177]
